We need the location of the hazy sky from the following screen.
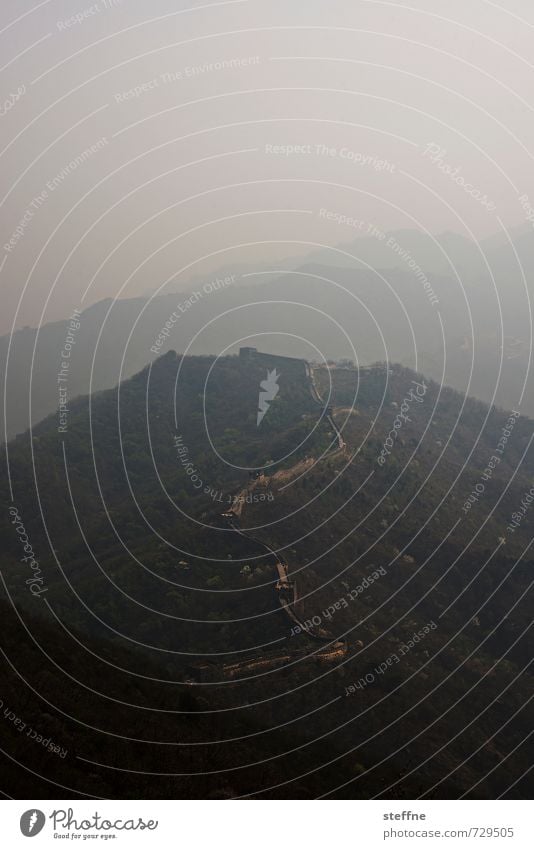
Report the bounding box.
[2,0,534,332]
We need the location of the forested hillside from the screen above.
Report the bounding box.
[1,351,532,799]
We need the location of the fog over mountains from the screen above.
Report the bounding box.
[3,0,534,808]
[3,225,533,441]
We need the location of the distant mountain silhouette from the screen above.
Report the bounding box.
[2,226,533,441]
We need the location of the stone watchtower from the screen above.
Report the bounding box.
[239,346,257,360]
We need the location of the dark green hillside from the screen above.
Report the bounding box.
[0,352,324,655]
[0,599,362,799]
[1,353,532,799]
